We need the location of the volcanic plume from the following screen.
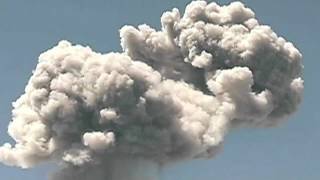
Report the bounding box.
[0,1,303,180]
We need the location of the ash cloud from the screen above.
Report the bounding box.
[0,1,303,180]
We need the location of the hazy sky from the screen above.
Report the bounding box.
[0,0,319,180]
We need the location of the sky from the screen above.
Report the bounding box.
[0,0,319,180]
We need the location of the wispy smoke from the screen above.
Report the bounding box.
[0,1,303,180]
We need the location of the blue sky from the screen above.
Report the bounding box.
[0,0,319,179]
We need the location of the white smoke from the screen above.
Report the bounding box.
[0,1,303,180]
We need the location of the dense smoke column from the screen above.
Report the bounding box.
[0,1,303,180]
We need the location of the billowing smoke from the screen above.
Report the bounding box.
[0,1,303,180]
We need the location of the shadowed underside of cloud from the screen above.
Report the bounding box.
[0,1,303,180]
